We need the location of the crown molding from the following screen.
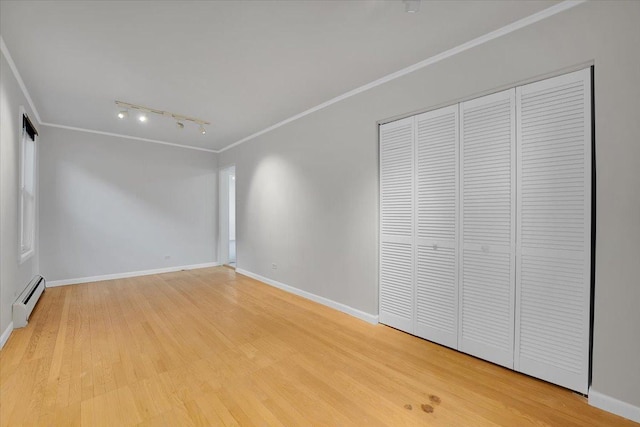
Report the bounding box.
[218,0,586,153]
[40,122,219,153]
[1,35,42,124]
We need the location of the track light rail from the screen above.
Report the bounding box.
[115,100,210,126]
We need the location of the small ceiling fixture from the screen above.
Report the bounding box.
[404,0,421,13]
[115,100,210,135]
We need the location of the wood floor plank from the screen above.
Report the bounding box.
[1,266,636,426]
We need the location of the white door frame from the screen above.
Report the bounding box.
[218,165,236,266]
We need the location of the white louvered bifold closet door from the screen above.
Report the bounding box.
[515,69,591,393]
[413,105,459,348]
[379,117,415,333]
[459,89,516,368]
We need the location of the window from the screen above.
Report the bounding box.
[19,109,38,263]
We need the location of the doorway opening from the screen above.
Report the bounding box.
[228,170,236,267]
[219,165,236,268]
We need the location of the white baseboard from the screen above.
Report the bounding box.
[589,388,640,423]
[235,268,379,325]
[47,262,221,287]
[0,322,14,350]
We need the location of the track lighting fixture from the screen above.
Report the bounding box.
[115,100,210,136]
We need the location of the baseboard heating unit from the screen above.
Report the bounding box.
[13,275,46,328]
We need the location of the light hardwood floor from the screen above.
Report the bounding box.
[0,267,635,426]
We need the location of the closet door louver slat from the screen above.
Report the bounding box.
[515,68,591,393]
[459,89,516,369]
[414,105,459,348]
[379,117,415,332]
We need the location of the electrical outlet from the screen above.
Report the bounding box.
[272,263,277,270]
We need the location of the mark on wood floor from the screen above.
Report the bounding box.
[429,394,441,405]
[421,404,434,413]
[404,404,412,410]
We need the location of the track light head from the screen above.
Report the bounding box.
[117,110,128,119]
[138,113,147,123]
[200,125,206,135]
[176,121,184,129]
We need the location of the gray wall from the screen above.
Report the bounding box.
[0,51,40,337]
[39,127,218,281]
[220,2,640,407]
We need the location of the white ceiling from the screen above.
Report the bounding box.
[0,1,556,152]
